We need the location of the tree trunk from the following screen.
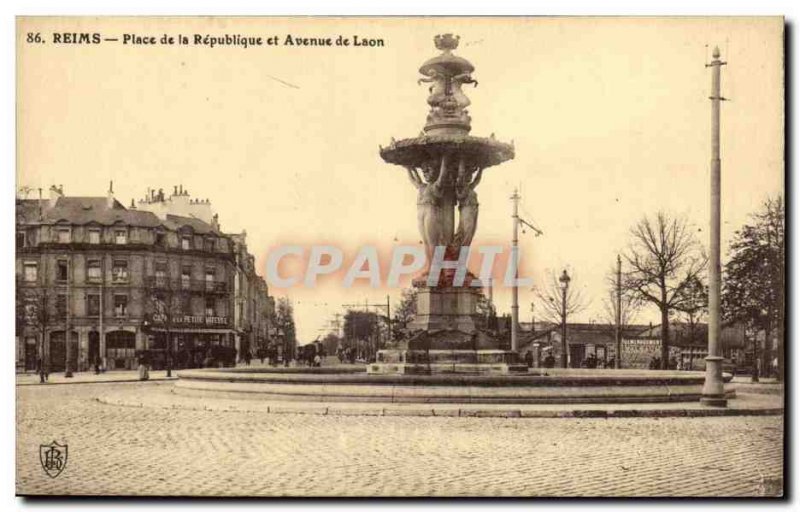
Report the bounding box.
[660,306,669,370]
[763,321,771,379]
[777,300,784,382]
[751,331,759,383]
[777,236,785,382]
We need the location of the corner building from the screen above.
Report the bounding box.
[16,184,270,372]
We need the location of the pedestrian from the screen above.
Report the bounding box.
[37,355,49,383]
[94,355,101,375]
[138,351,150,381]
[314,353,322,367]
[524,351,534,368]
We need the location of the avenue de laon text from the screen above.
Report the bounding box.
[123,33,385,48]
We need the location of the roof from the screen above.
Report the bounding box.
[16,199,43,224]
[17,195,222,235]
[43,196,162,227]
[164,214,222,235]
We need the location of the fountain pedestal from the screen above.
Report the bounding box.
[369,284,527,375]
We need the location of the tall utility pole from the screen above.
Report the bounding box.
[510,189,520,352]
[508,189,543,352]
[701,46,727,407]
[615,254,622,369]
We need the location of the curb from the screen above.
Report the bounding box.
[17,378,177,387]
[95,395,784,419]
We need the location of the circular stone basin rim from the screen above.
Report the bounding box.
[177,368,731,388]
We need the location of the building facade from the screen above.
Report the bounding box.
[16,184,273,372]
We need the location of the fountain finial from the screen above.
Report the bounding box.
[434,33,460,52]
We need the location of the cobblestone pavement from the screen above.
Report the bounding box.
[16,382,784,497]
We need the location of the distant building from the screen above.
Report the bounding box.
[628,322,748,370]
[15,183,273,372]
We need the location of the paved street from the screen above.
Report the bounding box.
[16,381,783,497]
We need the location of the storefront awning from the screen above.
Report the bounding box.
[149,328,236,335]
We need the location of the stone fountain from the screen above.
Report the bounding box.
[371,34,524,375]
[174,34,736,407]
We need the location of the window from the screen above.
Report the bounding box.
[153,293,167,315]
[56,260,68,282]
[56,294,67,319]
[106,331,135,363]
[112,260,128,283]
[205,267,216,291]
[181,266,192,290]
[173,295,188,315]
[113,295,128,317]
[205,297,216,317]
[16,232,25,249]
[88,229,101,244]
[155,231,166,247]
[204,238,216,252]
[23,262,38,282]
[114,229,128,245]
[56,228,71,243]
[155,261,168,287]
[181,236,191,250]
[87,294,100,317]
[87,259,102,282]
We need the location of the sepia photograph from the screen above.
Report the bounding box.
[12,14,786,499]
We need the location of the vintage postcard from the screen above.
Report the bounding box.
[15,16,784,497]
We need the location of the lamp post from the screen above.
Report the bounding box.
[559,269,571,368]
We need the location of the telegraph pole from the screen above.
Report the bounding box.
[510,189,520,352]
[701,46,727,407]
[615,254,622,369]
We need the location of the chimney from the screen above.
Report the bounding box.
[48,184,64,204]
[107,180,115,208]
[173,185,178,196]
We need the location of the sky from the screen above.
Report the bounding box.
[17,17,784,343]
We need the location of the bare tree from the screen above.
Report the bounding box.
[16,277,50,371]
[144,291,186,376]
[624,212,706,369]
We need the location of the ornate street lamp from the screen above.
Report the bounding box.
[559,270,571,368]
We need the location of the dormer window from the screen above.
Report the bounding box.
[181,235,191,250]
[56,228,71,243]
[88,229,101,244]
[114,229,128,245]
